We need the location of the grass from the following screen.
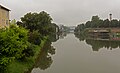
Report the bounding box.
[7,36,48,73]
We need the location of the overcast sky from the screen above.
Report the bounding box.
[1,0,120,26]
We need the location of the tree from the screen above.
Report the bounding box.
[79,24,85,31]
[103,19,110,28]
[85,21,91,28]
[91,15,100,21]
[97,19,104,28]
[91,15,100,28]
[110,19,119,27]
[118,20,120,28]
[20,11,53,35]
[28,30,42,45]
[20,12,38,31]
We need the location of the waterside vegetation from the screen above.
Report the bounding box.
[0,11,59,73]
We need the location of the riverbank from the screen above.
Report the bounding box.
[7,36,48,73]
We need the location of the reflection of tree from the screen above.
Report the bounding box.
[49,33,59,42]
[48,46,55,55]
[75,33,120,51]
[86,39,120,51]
[74,33,86,41]
[34,41,56,70]
[59,32,67,39]
[86,39,105,51]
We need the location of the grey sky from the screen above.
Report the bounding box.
[1,0,120,26]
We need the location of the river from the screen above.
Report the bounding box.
[31,33,120,73]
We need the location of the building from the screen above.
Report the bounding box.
[0,5,10,27]
[87,28,120,40]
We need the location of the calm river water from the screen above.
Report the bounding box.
[31,33,120,73]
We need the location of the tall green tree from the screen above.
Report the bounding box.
[91,15,100,28]
[91,15,100,21]
[20,11,53,35]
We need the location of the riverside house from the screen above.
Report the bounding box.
[0,5,10,27]
[87,28,120,40]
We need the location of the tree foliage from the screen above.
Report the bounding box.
[28,30,42,45]
[75,15,120,33]
[18,11,53,36]
[0,24,29,71]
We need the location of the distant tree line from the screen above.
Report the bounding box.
[75,15,120,33]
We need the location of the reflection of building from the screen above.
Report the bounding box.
[75,30,120,52]
[59,32,67,39]
[0,5,10,27]
[87,28,120,41]
[59,25,65,32]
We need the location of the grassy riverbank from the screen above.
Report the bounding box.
[7,37,48,73]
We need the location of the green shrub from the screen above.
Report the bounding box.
[0,24,29,68]
[28,30,42,45]
[22,43,35,58]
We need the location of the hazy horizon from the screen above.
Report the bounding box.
[1,0,120,26]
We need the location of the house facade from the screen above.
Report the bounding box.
[0,5,10,27]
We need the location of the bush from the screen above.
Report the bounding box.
[28,30,42,45]
[0,24,29,67]
[22,43,35,58]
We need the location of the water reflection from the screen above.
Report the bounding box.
[49,32,67,42]
[31,33,69,73]
[75,33,120,51]
[49,34,59,42]
[31,33,60,72]
[74,33,86,41]
[86,39,120,51]
[34,41,56,70]
[59,32,67,39]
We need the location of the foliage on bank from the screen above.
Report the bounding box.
[0,24,29,72]
[7,38,47,73]
[0,11,59,73]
